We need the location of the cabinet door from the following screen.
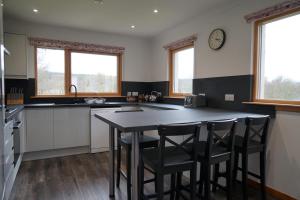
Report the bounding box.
[91,108,120,153]
[53,107,90,149]
[4,33,27,77]
[26,108,53,152]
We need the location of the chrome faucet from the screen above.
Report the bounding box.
[69,84,78,98]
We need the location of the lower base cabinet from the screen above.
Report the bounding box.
[25,107,90,152]
[53,108,90,149]
[26,108,54,152]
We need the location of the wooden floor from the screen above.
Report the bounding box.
[9,152,278,200]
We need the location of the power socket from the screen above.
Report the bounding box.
[225,94,234,102]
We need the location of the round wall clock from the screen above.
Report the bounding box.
[208,28,226,50]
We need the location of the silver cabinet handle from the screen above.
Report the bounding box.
[13,121,22,129]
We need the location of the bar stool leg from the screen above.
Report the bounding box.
[175,172,182,200]
[190,165,197,200]
[116,141,121,188]
[198,163,204,196]
[212,163,220,192]
[170,173,176,200]
[226,160,233,200]
[260,151,267,200]
[157,173,164,200]
[242,152,248,200]
[139,159,145,200]
[233,151,239,185]
[126,147,131,200]
[204,163,211,200]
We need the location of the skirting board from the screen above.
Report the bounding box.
[248,179,297,200]
[23,146,90,161]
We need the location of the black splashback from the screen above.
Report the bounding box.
[4,76,275,116]
[121,81,169,97]
[121,81,152,96]
[193,75,253,110]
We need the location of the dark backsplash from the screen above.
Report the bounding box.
[4,76,275,115]
[121,81,169,97]
[193,75,253,110]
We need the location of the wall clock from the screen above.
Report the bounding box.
[208,28,226,50]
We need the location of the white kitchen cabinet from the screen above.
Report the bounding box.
[25,108,53,152]
[53,107,90,149]
[91,108,120,153]
[4,33,27,78]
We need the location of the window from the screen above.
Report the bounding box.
[35,48,122,96]
[70,52,118,94]
[36,48,65,95]
[254,10,300,104]
[169,45,194,96]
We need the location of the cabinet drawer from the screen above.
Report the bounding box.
[4,137,14,157]
[4,120,13,142]
[4,151,14,181]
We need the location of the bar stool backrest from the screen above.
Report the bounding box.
[157,122,201,169]
[244,116,270,148]
[206,119,237,159]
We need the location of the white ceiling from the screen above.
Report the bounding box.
[3,0,232,37]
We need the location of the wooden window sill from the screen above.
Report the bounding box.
[164,96,185,99]
[243,102,300,112]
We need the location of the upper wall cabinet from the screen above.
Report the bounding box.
[4,33,27,78]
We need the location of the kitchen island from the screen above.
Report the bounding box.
[95,107,266,200]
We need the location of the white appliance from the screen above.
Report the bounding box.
[90,108,120,153]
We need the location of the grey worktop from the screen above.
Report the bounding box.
[23,102,184,110]
[95,107,266,132]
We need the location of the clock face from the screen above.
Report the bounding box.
[208,29,226,50]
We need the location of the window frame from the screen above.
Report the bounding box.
[168,44,195,97]
[252,7,300,106]
[34,46,122,97]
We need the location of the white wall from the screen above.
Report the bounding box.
[151,0,300,198]
[4,18,153,82]
[151,0,287,81]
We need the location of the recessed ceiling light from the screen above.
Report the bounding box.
[131,25,135,29]
[153,9,158,13]
[33,9,39,13]
[1,3,4,7]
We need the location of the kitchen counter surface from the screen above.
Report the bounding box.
[95,107,265,132]
[23,102,184,110]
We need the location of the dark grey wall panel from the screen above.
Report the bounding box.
[4,76,275,116]
[193,75,253,111]
[122,81,169,97]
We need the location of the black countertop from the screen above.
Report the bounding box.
[5,102,183,122]
[95,107,266,132]
[23,102,184,110]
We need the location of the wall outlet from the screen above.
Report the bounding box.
[225,94,235,102]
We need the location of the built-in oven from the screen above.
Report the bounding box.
[12,120,22,166]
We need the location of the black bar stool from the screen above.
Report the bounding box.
[116,130,159,200]
[139,123,201,200]
[233,116,270,200]
[196,119,237,200]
